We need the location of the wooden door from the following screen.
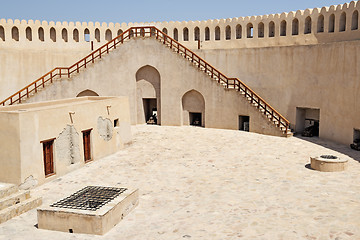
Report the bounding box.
[43,140,54,176]
[83,130,92,162]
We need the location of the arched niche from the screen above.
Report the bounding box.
[136,65,161,125]
[76,89,99,97]
[181,89,205,127]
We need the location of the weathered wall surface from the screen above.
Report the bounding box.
[0,97,132,185]
[196,40,360,145]
[23,37,285,138]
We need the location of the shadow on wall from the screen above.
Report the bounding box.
[295,135,360,163]
[76,89,99,97]
[182,89,205,127]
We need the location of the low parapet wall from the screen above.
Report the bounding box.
[0,1,359,49]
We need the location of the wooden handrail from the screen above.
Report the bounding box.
[0,26,289,132]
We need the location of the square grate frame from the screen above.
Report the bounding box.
[50,186,127,211]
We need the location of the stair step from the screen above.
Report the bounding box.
[0,183,18,199]
[0,191,30,211]
[0,196,42,224]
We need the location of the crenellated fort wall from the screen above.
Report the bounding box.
[0,1,359,145]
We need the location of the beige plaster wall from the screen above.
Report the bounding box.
[0,97,132,185]
[22,37,285,138]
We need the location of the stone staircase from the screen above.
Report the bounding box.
[0,183,42,224]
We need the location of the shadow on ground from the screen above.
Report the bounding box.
[295,135,360,163]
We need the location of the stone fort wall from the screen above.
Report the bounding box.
[0,1,359,145]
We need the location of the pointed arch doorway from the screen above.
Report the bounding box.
[136,65,161,125]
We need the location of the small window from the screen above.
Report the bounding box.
[340,12,346,32]
[162,28,168,35]
[205,27,210,41]
[173,28,178,41]
[194,27,200,41]
[84,28,90,42]
[105,29,112,41]
[225,25,231,40]
[50,27,56,42]
[26,27,32,41]
[352,10,359,30]
[95,28,100,42]
[42,139,55,177]
[247,23,253,38]
[12,27,19,41]
[329,14,335,33]
[82,129,92,162]
[0,26,4,41]
[62,28,68,42]
[236,24,242,39]
[280,20,287,36]
[304,17,312,34]
[317,15,324,33]
[215,26,220,40]
[38,27,44,41]
[269,21,275,37]
[292,18,299,35]
[73,29,79,42]
[258,22,264,38]
[114,118,119,127]
[183,27,189,41]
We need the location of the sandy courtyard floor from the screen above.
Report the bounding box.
[0,125,359,240]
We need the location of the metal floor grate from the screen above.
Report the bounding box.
[50,186,127,211]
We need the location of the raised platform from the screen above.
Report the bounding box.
[37,186,139,235]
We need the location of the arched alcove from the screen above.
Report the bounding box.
[0,26,4,41]
[225,25,231,40]
[317,15,324,33]
[183,27,189,41]
[136,65,161,125]
[173,28,178,41]
[304,16,312,34]
[76,89,99,97]
[182,90,205,127]
[280,20,287,36]
[340,12,346,32]
[329,14,335,32]
[117,29,123,36]
[269,21,275,37]
[162,28,168,35]
[38,27,44,41]
[12,27,19,41]
[247,23,253,38]
[73,29,79,42]
[205,27,210,41]
[352,10,359,30]
[50,27,56,42]
[215,26,220,40]
[292,18,299,35]
[95,28,100,42]
[194,27,200,41]
[258,22,264,38]
[62,28,68,42]
[26,27,32,41]
[236,24,242,39]
[84,28,90,42]
[105,29,112,41]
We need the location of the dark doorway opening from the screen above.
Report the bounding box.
[296,108,320,137]
[82,129,92,162]
[239,116,250,131]
[190,112,202,126]
[42,139,55,177]
[143,98,157,124]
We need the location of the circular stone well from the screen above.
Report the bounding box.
[310,155,348,172]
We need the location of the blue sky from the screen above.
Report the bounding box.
[0,0,348,23]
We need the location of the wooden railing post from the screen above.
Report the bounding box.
[77,63,79,73]
[99,49,101,59]
[92,53,94,63]
[26,88,29,98]
[42,77,45,87]
[68,68,70,78]
[106,44,109,54]
[35,82,37,93]
[50,72,53,83]
[18,92,21,103]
